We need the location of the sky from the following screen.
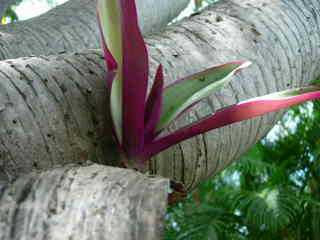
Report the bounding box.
[15,0,68,20]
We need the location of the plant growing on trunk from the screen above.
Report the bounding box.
[97,0,320,172]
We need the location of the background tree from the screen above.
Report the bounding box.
[166,100,320,239]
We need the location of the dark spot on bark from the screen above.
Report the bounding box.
[86,88,93,94]
[251,28,262,36]
[199,77,206,82]
[47,133,53,138]
[287,83,290,87]
[12,119,17,124]
[60,84,67,93]
[43,78,48,83]
[88,69,94,74]
[173,53,179,58]
[216,16,223,22]
[92,116,99,126]
[253,39,258,44]
[33,161,38,168]
[205,19,211,24]
[64,113,70,121]
[49,207,57,215]
[87,131,95,137]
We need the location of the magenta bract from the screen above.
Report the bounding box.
[145,65,164,143]
[142,87,320,157]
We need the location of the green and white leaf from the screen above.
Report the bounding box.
[157,61,251,131]
[97,0,123,142]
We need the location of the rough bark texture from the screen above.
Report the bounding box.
[0,0,319,191]
[0,0,189,59]
[0,164,169,240]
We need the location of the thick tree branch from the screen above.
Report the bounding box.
[0,0,319,191]
[0,164,169,240]
[0,0,189,59]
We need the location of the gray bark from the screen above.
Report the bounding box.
[0,163,169,240]
[0,0,319,191]
[0,0,189,59]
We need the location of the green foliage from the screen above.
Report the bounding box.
[2,6,18,23]
[166,101,320,239]
[1,0,21,24]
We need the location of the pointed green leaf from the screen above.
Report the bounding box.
[156,61,251,132]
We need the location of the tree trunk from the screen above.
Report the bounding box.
[0,0,319,191]
[0,0,189,59]
[0,163,169,240]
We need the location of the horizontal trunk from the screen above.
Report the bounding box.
[0,164,169,240]
[0,0,319,191]
[0,0,189,59]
